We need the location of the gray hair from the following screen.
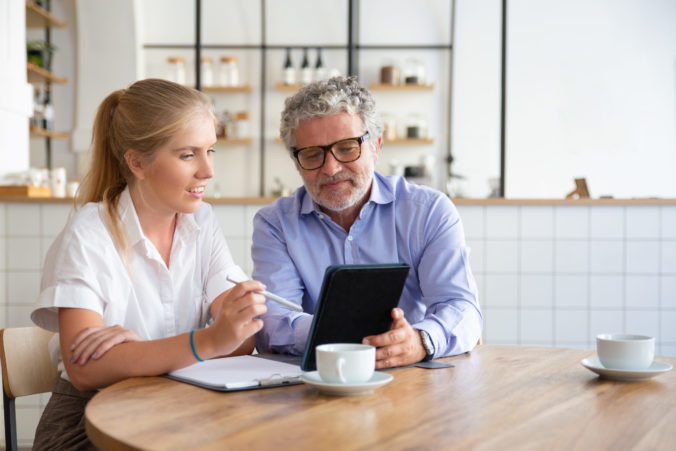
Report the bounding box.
[279,76,384,151]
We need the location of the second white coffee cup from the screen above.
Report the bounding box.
[316,343,375,384]
[596,334,654,370]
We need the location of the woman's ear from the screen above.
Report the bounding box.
[125,149,146,180]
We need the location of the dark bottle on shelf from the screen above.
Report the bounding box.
[283,47,296,85]
[31,87,43,127]
[314,47,326,81]
[42,91,54,131]
[300,47,312,85]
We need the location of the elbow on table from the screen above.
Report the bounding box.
[64,365,105,392]
[67,373,97,392]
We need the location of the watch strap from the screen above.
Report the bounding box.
[417,329,434,361]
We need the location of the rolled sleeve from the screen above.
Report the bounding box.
[31,283,105,332]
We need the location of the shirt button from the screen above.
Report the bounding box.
[318,214,324,219]
[347,235,353,241]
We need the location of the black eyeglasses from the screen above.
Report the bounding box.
[291,133,370,170]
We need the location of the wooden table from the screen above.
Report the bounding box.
[85,345,676,450]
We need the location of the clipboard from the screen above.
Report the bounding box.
[301,263,410,371]
[166,355,303,392]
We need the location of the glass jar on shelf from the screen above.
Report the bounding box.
[381,113,397,141]
[405,113,428,139]
[379,59,400,85]
[218,110,232,138]
[233,111,250,139]
[403,58,426,85]
[219,56,240,86]
[166,56,186,85]
[201,56,214,87]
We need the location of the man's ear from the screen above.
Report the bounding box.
[125,149,146,180]
[373,136,382,162]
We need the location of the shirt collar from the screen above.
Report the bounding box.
[118,187,145,247]
[370,171,395,205]
[174,208,200,240]
[117,186,200,248]
[299,171,394,216]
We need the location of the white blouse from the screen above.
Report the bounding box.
[31,187,247,379]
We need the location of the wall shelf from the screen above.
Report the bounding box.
[274,136,434,146]
[29,125,69,139]
[385,138,435,145]
[274,82,303,92]
[26,1,67,28]
[201,84,252,93]
[27,62,68,84]
[217,137,253,145]
[370,83,435,91]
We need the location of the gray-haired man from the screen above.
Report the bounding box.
[253,76,482,368]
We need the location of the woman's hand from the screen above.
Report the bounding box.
[70,325,143,365]
[200,280,268,358]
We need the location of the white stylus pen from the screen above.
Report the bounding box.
[226,276,303,312]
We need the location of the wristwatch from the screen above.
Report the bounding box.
[417,329,434,361]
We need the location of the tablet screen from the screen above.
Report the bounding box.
[301,263,410,371]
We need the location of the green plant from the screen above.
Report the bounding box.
[26,40,57,69]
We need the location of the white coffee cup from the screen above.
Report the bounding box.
[596,334,654,370]
[316,343,375,384]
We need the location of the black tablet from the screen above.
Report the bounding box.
[300,263,410,371]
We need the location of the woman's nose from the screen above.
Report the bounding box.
[198,155,214,179]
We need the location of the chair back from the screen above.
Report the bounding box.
[1,327,57,399]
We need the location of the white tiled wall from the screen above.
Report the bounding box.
[2,200,676,447]
[458,203,676,355]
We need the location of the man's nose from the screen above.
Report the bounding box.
[321,150,343,176]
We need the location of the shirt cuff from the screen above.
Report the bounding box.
[412,319,445,360]
[292,314,314,355]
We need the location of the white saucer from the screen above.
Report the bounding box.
[301,371,393,396]
[581,357,673,381]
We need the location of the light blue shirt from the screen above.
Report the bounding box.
[252,172,482,359]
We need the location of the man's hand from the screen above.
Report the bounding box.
[362,308,427,369]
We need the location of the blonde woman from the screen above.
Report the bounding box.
[30,79,266,449]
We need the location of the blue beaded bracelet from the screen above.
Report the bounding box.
[189,329,203,362]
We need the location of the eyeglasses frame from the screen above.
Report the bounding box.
[291,132,371,170]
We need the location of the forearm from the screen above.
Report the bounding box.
[216,335,255,358]
[64,332,199,391]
